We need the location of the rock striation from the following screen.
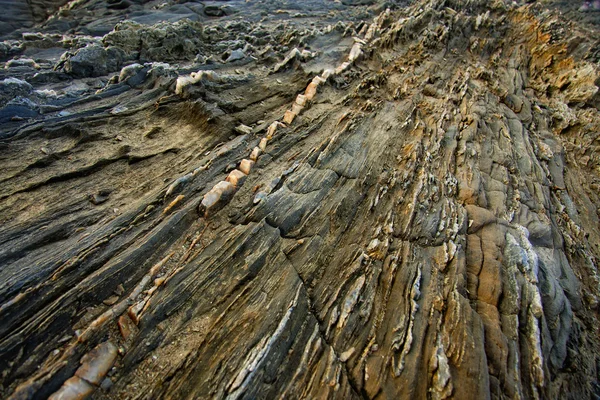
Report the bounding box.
[0,0,599,399]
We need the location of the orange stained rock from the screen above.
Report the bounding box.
[200,179,236,216]
[305,82,319,101]
[48,342,118,400]
[48,376,94,400]
[118,314,136,340]
[283,110,296,124]
[335,61,351,75]
[239,159,255,174]
[295,94,307,107]
[212,181,235,198]
[291,102,303,115]
[226,169,247,188]
[250,147,262,161]
[163,194,185,214]
[259,137,268,151]
[75,342,118,385]
[266,121,279,139]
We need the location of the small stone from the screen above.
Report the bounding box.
[295,94,307,107]
[339,347,355,362]
[283,110,296,124]
[226,169,247,188]
[6,58,39,69]
[118,63,143,83]
[335,61,351,74]
[291,102,303,115]
[266,121,279,139]
[213,181,235,198]
[305,82,319,101]
[253,191,267,204]
[200,181,236,216]
[118,314,137,340]
[89,189,111,205]
[48,376,94,400]
[110,106,127,115]
[235,124,253,135]
[75,342,118,385]
[250,147,262,161]
[226,49,246,63]
[239,159,255,174]
[0,78,33,101]
[64,44,124,78]
[114,284,125,296]
[348,42,363,62]
[201,191,221,213]
[259,138,268,151]
[321,69,334,80]
[103,296,119,306]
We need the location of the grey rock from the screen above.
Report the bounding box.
[226,49,246,63]
[0,77,33,106]
[63,44,125,77]
[118,63,144,82]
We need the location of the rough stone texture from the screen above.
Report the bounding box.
[0,0,70,36]
[0,0,600,399]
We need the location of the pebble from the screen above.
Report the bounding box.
[235,124,253,135]
[226,169,247,187]
[250,147,262,161]
[103,296,119,306]
[239,159,255,174]
[283,110,296,124]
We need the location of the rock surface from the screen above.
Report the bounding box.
[1,0,600,399]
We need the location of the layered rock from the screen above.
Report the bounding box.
[0,0,599,399]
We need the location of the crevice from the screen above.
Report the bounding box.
[280,248,369,400]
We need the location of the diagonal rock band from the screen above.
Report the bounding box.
[0,0,599,399]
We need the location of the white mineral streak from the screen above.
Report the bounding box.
[175,70,221,95]
[337,275,366,329]
[226,286,302,400]
[394,266,421,376]
[430,337,453,400]
[505,225,545,394]
[348,42,363,62]
[278,323,322,399]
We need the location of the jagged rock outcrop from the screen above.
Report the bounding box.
[0,0,599,399]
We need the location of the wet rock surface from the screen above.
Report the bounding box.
[1,0,600,399]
